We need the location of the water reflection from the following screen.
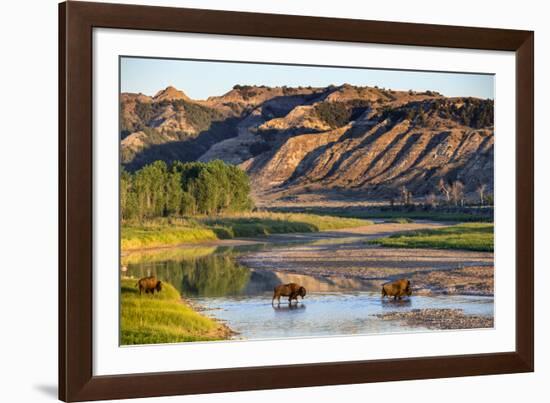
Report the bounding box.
[381,298,412,308]
[125,250,251,297]
[272,303,307,312]
[123,244,494,340]
[124,245,376,298]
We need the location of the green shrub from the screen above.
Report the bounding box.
[314,101,352,128]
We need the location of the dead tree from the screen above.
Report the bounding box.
[476,183,487,205]
[425,192,438,208]
[450,180,465,206]
[400,185,412,206]
[438,178,451,204]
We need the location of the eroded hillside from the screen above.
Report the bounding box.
[121,84,493,206]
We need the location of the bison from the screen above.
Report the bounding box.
[272,283,306,305]
[381,279,412,300]
[136,276,163,296]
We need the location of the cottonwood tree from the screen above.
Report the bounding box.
[438,178,451,204]
[120,160,254,220]
[476,183,487,205]
[425,192,438,208]
[400,185,411,205]
[450,180,465,206]
[164,170,183,216]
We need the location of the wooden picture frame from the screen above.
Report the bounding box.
[59,1,534,401]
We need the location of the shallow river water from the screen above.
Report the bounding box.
[193,291,493,340]
[124,232,494,340]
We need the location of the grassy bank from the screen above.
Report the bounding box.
[122,212,371,251]
[120,279,231,345]
[362,210,493,222]
[269,207,494,223]
[122,246,217,266]
[368,223,494,252]
[382,217,414,224]
[122,224,218,251]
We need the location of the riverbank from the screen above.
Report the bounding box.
[375,308,494,330]
[120,278,233,345]
[237,222,494,297]
[121,212,371,251]
[268,205,493,223]
[367,223,494,252]
[121,220,494,342]
[410,265,493,296]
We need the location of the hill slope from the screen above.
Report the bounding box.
[120,84,493,205]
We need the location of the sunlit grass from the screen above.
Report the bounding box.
[120,279,228,345]
[368,223,494,252]
[121,212,372,250]
[272,207,494,223]
[121,226,218,250]
[204,212,370,237]
[121,246,217,266]
[382,217,414,224]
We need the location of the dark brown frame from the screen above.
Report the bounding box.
[59,1,534,401]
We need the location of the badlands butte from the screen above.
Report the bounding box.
[121,83,493,207]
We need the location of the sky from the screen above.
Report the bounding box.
[121,57,494,100]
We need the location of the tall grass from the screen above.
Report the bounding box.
[121,212,371,251]
[382,217,414,224]
[121,225,218,250]
[120,279,229,345]
[122,246,217,266]
[368,223,494,252]
[270,207,494,223]
[204,212,370,237]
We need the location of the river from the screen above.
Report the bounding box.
[123,222,494,340]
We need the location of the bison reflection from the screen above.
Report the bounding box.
[381,279,412,300]
[381,298,412,308]
[272,283,307,305]
[272,302,306,312]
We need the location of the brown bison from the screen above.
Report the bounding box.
[381,279,412,300]
[272,283,306,304]
[136,276,163,296]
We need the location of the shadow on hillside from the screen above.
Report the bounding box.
[125,116,241,171]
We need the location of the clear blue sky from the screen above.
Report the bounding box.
[121,56,494,100]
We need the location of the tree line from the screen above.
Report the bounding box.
[380,98,494,128]
[121,160,253,220]
[394,178,493,208]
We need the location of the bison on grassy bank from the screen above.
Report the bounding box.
[382,279,412,300]
[137,276,163,296]
[272,283,306,305]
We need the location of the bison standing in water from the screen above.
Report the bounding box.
[137,276,163,296]
[272,283,306,304]
[382,279,412,300]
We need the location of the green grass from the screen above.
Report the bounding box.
[269,207,494,223]
[368,223,494,252]
[382,217,414,224]
[120,279,228,345]
[121,226,218,250]
[121,212,371,251]
[122,246,217,266]
[204,212,370,237]
[364,210,493,222]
